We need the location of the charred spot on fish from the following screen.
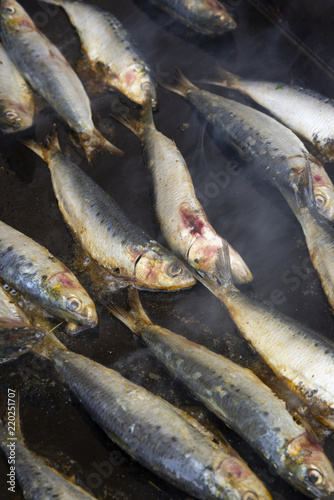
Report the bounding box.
[114,268,120,274]
[194,258,199,264]
[41,275,47,282]
[48,256,56,262]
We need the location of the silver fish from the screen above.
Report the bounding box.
[113,105,252,285]
[0,285,44,359]
[0,399,97,499]
[148,0,237,35]
[33,330,272,500]
[24,132,196,291]
[205,67,334,161]
[108,287,334,498]
[192,242,334,433]
[39,0,157,108]
[0,220,97,332]
[0,42,34,133]
[162,70,334,310]
[0,0,121,161]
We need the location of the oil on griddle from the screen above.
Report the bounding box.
[0,0,334,499]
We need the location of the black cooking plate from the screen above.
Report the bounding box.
[0,1,333,499]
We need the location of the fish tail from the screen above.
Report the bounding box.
[200,66,241,89]
[33,329,66,360]
[159,68,198,98]
[106,287,152,336]
[21,125,61,164]
[110,104,153,140]
[80,128,124,162]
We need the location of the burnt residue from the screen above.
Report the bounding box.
[0,1,334,500]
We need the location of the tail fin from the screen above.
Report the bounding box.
[199,66,241,90]
[21,125,61,164]
[158,68,198,98]
[110,104,154,140]
[106,287,152,336]
[79,128,123,162]
[33,328,67,360]
[192,242,235,300]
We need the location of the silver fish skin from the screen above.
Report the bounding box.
[0,0,121,160]
[24,133,196,291]
[0,220,97,332]
[206,67,334,161]
[0,285,44,359]
[148,0,236,35]
[0,42,34,133]
[34,331,271,500]
[39,0,157,109]
[114,106,252,285]
[108,287,334,498]
[193,243,334,436]
[0,404,97,499]
[164,70,334,308]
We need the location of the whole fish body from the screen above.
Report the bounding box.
[148,0,237,35]
[0,285,44,359]
[109,288,334,498]
[0,0,121,161]
[164,71,334,310]
[33,330,272,500]
[0,220,97,332]
[207,67,334,161]
[193,244,334,433]
[40,0,157,108]
[115,106,252,285]
[0,405,97,499]
[0,42,34,133]
[25,133,196,291]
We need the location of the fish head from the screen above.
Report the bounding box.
[42,271,98,331]
[119,64,157,109]
[314,185,334,222]
[1,0,35,32]
[0,323,44,358]
[0,100,33,133]
[190,0,237,34]
[133,246,196,290]
[208,454,272,499]
[284,432,334,497]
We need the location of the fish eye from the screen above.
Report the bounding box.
[167,262,183,277]
[315,194,326,208]
[67,297,82,312]
[242,492,258,500]
[307,467,323,485]
[5,110,19,121]
[2,5,16,14]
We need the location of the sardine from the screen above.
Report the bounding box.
[192,242,334,433]
[24,132,196,291]
[162,70,334,309]
[33,330,271,500]
[39,0,157,109]
[108,287,334,498]
[0,0,121,161]
[148,0,237,35]
[0,285,44,359]
[113,105,252,285]
[0,220,98,332]
[204,67,334,161]
[0,399,97,499]
[0,42,34,133]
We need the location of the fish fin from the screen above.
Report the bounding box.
[106,287,152,336]
[274,155,315,216]
[21,125,61,163]
[33,329,66,360]
[79,128,124,162]
[199,66,241,89]
[227,243,253,284]
[110,103,153,140]
[158,68,197,97]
